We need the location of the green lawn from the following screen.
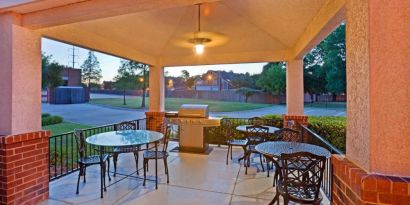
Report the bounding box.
[42,122,92,136]
[89,97,271,112]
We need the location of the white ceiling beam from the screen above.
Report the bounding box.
[22,0,221,29]
[290,0,346,60]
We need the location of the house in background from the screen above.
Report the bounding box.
[195,70,231,91]
[61,67,81,86]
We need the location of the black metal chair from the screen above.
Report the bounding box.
[270,152,326,205]
[248,117,265,126]
[143,123,171,186]
[268,127,302,186]
[74,129,111,195]
[225,120,248,165]
[244,125,269,174]
[112,121,140,177]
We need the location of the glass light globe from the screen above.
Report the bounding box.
[195,44,205,55]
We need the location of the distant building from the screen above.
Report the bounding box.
[61,67,81,86]
[195,70,230,91]
[102,81,114,90]
[166,77,186,91]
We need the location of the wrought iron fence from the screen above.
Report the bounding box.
[204,117,283,145]
[300,124,344,201]
[48,118,146,181]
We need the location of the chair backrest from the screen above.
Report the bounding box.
[114,121,137,131]
[280,152,326,200]
[275,128,301,142]
[74,129,87,159]
[160,123,172,152]
[224,120,234,141]
[248,117,265,126]
[245,125,269,145]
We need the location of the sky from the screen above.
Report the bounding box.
[41,38,267,81]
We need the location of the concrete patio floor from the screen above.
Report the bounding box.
[41,142,329,205]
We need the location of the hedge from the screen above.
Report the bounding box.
[204,115,346,152]
[42,114,63,126]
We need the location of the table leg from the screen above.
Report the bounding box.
[100,146,104,198]
[155,141,158,189]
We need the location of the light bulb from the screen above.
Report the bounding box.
[195,44,205,55]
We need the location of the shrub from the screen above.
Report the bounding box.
[42,113,51,118]
[307,116,346,152]
[42,115,63,126]
[204,115,346,152]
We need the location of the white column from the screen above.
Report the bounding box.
[286,60,304,115]
[0,12,41,135]
[148,65,165,112]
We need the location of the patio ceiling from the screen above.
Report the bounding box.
[1,0,345,66]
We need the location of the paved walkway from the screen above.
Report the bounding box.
[42,94,345,126]
[42,103,146,126]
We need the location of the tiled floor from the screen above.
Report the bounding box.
[41,142,329,205]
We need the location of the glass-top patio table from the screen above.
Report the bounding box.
[86,130,163,198]
[255,141,331,158]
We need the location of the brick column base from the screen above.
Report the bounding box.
[283,115,308,128]
[332,155,410,204]
[0,131,50,205]
[145,112,165,132]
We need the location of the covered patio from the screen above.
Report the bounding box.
[0,0,409,204]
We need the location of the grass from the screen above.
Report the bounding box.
[42,121,92,136]
[89,97,271,112]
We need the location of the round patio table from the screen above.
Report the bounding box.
[236,125,279,134]
[255,141,331,158]
[86,130,163,198]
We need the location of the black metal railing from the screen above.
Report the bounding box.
[300,124,344,201]
[48,118,146,181]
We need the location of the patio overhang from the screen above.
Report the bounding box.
[0,0,409,204]
[1,0,346,66]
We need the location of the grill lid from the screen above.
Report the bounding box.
[178,104,209,118]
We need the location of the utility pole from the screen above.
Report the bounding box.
[68,46,79,86]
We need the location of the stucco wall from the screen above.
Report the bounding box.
[345,0,371,172]
[368,0,410,176]
[0,13,41,135]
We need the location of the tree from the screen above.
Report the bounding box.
[81,51,102,87]
[231,72,256,89]
[180,70,196,89]
[113,60,149,107]
[41,53,53,89]
[304,47,327,102]
[256,62,286,94]
[236,87,260,103]
[302,23,346,101]
[322,24,346,99]
[41,53,63,89]
[136,63,149,108]
[46,62,64,89]
[113,60,138,105]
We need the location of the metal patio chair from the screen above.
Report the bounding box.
[225,120,248,165]
[244,125,269,174]
[112,121,140,177]
[270,152,326,205]
[74,129,111,195]
[143,123,171,185]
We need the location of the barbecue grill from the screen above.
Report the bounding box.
[167,104,221,153]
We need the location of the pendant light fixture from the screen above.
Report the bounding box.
[190,4,211,55]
